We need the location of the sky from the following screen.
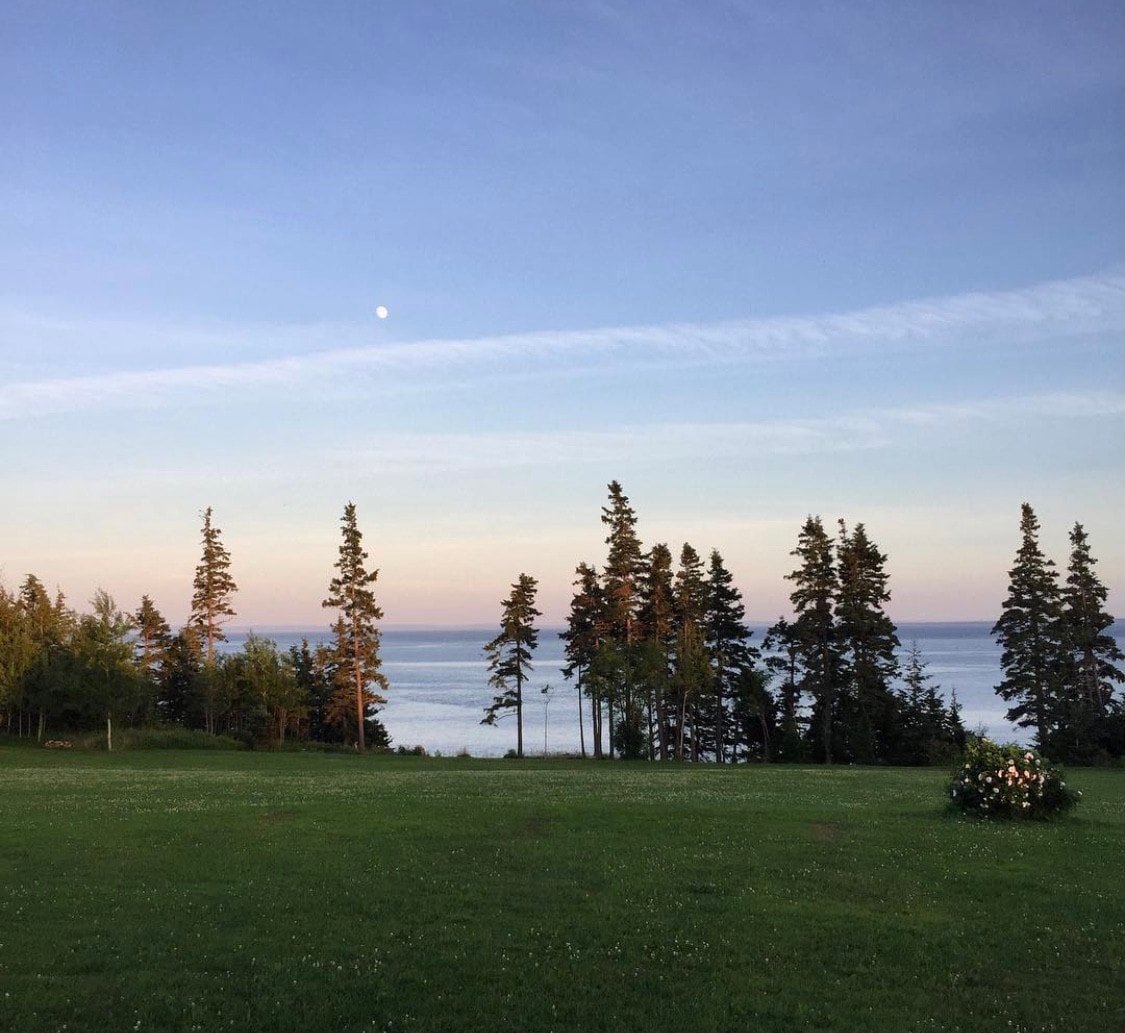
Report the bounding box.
[2,0,1122,630]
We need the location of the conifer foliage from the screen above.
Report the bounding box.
[322,502,388,751]
[189,507,238,666]
[482,574,541,758]
[993,503,1065,747]
[993,507,1123,761]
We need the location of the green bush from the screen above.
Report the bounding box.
[122,728,246,751]
[949,736,1079,819]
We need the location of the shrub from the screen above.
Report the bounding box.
[395,744,428,757]
[949,737,1079,819]
[123,728,246,751]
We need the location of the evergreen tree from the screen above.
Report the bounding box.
[637,542,675,759]
[671,543,709,760]
[290,638,335,743]
[730,665,776,762]
[481,573,541,758]
[560,562,603,759]
[891,642,958,765]
[786,517,840,763]
[189,507,238,670]
[322,502,388,751]
[763,616,805,762]
[600,481,645,753]
[704,549,756,763]
[993,503,1064,749]
[1055,523,1124,760]
[158,628,204,726]
[133,595,171,720]
[835,521,900,763]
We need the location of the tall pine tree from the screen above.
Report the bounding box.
[835,521,900,763]
[704,549,755,763]
[671,543,709,760]
[189,507,238,668]
[560,562,603,759]
[993,503,1064,749]
[322,502,388,751]
[786,517,839,763]
[638,542,675,760]
[600,480,645,753]
[481,573,541,758]
[1055,523,1124,759]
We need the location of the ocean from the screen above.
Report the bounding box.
[222,622,1125,757]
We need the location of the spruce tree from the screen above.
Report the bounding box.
[671,543,709,760]
[481,573,541,758]
[637,542,675,759]
[600,480,645,751]
[993,503,1064,749]
[560,562,604,759]
[763,616,805,762]
[189,507,238,668]
[786,516,839,763]
[1056,523,1124,759]
[322,502,388,751]
[704,549,756,763]
[892,642,958,765]
[134,595,171,682]
[835,521,900,763]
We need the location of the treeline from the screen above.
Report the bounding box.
[993,504,1125,763]
[0,504,389,749]
[3,486,1121,764]
[484,481,967,764]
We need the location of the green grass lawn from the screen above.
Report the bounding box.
[1,749,1121,1033]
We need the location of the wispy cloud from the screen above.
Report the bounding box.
[2,270,1120,420]
[8,391,1119,489]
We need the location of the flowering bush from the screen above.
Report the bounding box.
[949,737,1080,819]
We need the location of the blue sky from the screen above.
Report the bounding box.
[2,0,1122,627]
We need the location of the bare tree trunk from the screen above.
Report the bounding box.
[37,710,45,742]
[106,714,113,752]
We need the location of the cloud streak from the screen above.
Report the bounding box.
[2,269,1120,420]
[8,390,1119,488]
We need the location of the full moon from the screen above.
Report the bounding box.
[375,305,389,320]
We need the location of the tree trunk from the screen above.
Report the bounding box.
[577,670,586,759]
[715,675,725,763]
[354,650,366,752]
[516,669,523,758]
[37,710,45,742]
[646,690,656,761]
[106,713,113,752]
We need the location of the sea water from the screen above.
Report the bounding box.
[221,621,1125,757]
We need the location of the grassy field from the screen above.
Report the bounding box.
[0,748,1121,1033]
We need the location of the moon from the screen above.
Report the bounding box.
[375,305,389,320]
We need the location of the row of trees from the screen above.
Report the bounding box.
[481,481,968,764]
[0,504,389,749]
[993,504,1124,762]
[5,487,1121,763]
